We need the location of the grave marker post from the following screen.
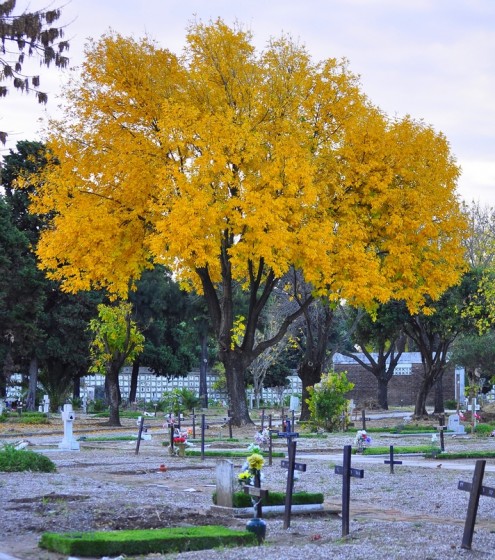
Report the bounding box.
[135,416,145,455]
[192,408,196,439]
[458,459,495,550]
[227,409,233,439]
[437,414,447,452]
[384,445,402,474]
[361,409,366,430]
[260,408,265,431]
[334,445,364,537]
[201,413,206,461]
[281,440,307,530]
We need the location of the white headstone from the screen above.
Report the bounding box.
[215,460,235,508]
[42,394,50,414]
[447,413,465,434]
[59,403,80,450]
[289,396,299,412]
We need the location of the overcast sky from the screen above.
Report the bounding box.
[2,0,495,206]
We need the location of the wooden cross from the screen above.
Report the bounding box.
[243,485,269,519]
[334,445,365,537]
[384,445,402,474]
[458,459,495,550]
[436,414,447,452]
[281,440,306,529]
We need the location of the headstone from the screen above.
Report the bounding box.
[448,413,465,434]
[289,396,299,412]
[58,404,80,451]
[216,460,235,508]
[42,395,50,414]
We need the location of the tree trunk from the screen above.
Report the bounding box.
[434,374,445,414]
[414,377,434,418]
[25,357,38,411]
[377,376,389,410]
[106,364,122,426]
[223,352,252,426]
[298,360,323,421]
[73,376,80,399]
[129,359,139,404]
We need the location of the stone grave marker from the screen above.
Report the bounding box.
[216,460,235,508]
[58,403,80,451]
[458,459,495,549]
[42,394,50,414]
[335,445,364,537]
[448,413,465,434]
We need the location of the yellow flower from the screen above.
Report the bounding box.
[247,453,264,471]
[238,471,252,482]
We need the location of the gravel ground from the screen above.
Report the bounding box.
[2,417,495,559]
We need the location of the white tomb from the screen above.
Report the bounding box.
[58,403,80,450]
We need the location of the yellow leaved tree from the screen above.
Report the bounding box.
[26,20,467,425]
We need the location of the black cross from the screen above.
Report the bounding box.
[281,440,306,529]
[436,414,447,452]
[334,445,365,537]
[384,445,402,474]
[277,419,299,450]
[458,459,495,550]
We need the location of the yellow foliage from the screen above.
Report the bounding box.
[27,20,467,312]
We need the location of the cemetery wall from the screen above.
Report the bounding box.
[333,360,455,408]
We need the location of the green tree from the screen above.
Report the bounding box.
[88,302,144,426]
[306,371,354,431]
[340,301,409,410]
[128,266,197,403]
[0,1,69,142]
[405,271,480,418]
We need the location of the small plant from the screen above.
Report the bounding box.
[0,444,56,473]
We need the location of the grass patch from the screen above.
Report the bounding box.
[0,412,50,425]
[187,438,241,443]
[436,450,495,460]
[360,445,441,455]
[0,444,56,472]
[39,526,256,556]
[79,436,138,442]
[184,449,285,458]
[213,490,324,508]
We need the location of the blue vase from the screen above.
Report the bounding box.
[246,517,267,544]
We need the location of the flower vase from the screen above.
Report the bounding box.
[176,443,186,457]
[246,517,266,545]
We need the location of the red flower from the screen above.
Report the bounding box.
[174,437,186,443]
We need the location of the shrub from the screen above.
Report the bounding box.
[213,490,324,508]
[306,371,354,431]
[0,445,56,472]
[474,422,494,435]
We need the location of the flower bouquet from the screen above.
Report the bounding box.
[354,429,371,452]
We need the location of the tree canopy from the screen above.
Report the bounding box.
[25,20,468,424]
[0,0,69,142]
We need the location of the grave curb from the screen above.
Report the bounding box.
[210,503,335,518]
